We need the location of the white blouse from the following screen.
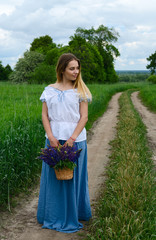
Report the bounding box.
[40,86,88,142]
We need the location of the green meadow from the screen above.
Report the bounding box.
[139,84,156,113]
[0,81,155,212]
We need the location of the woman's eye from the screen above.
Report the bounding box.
[69,67,79,71]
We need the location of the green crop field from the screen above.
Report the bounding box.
[0,81,155,210]
[0,83,45,209]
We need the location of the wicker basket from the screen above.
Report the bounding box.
[54,168,73,180]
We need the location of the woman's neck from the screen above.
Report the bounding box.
[57,81,74,90]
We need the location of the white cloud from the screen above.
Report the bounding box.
[137,58,147,64]
[0,0,155,70]
[0,28,11,45]
[134,25,152,32]
[0,5,15,15]
[124,42,141,48]
[129,60,135,65]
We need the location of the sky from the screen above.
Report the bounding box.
[0,0,155,70]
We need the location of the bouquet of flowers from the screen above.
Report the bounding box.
[38,144,82,180]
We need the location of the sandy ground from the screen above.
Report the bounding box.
[0,91,155,240]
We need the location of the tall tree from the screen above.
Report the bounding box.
[146,51,156,75]
[68,35,106,83]
[75,25,120,59]
[45,48,60,66]
[0,61,5,81]
[9,51,45,83]
[30,35,56,54]
[73,25,120,82]
[5,64,13,79]
[0,62,12,81]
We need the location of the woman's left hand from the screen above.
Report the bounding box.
[63,138,75,147]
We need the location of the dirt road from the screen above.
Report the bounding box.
[0,91,155,240]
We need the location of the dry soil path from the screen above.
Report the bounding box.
[0,92,122,240]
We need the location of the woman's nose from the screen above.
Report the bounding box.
[75,69,79,73]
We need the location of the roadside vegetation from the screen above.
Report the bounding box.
[139,84,156,112]
[0,82,142,209]
[86,90,156,240]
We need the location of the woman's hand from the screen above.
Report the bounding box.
[63,137,75,147]
[49,137,59,147]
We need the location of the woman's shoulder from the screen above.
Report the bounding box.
[48,83,58,88]
[43,83,58,92]
[42,84,57,95]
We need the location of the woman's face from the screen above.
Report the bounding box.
[62,60,80,82]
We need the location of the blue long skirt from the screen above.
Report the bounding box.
[37,139,92,233]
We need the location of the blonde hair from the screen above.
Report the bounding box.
[56,53,92,102]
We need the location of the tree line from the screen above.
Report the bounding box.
[0,25,155,84]
[9,25,120,84]
[0,62,12,81]
[146,51,156,83]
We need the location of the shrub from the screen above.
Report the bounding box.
[9,51,45,83]
[147,75,156,84]
[28,63,56,84]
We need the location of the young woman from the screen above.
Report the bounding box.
[37,53,92,233]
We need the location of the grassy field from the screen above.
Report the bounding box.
[0,83,46,209]
[86,90,156,240]
[0,81,155,210]
[139,84,156,113]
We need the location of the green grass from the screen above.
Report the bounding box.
[0,81,154,210]
[139,84,156,113]
[86,90,156,240]
[0,83,46,209]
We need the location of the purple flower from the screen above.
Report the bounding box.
[38,144,82,170]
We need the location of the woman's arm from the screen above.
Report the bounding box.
[64,101,88,146]
[42,102,59,147]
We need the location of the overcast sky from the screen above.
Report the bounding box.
[0,0,155,70]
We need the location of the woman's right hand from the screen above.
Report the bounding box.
[49,137,59,147]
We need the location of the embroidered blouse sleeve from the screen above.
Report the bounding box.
[40,89,46,102]
[79,94,91,103]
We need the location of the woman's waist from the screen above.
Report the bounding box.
[49,121,86,142]
[50,120,79,124]
[49,121,78,131]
